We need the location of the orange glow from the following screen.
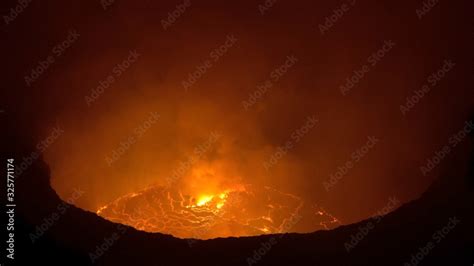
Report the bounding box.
[94,179,342,239]
[195,195,214,207]
[96,182,309,239]
[89,157,344,239]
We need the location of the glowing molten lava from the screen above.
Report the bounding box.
[195,195,217,207]
[96,183,341,239]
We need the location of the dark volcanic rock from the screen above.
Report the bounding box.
[6,123,474,266]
